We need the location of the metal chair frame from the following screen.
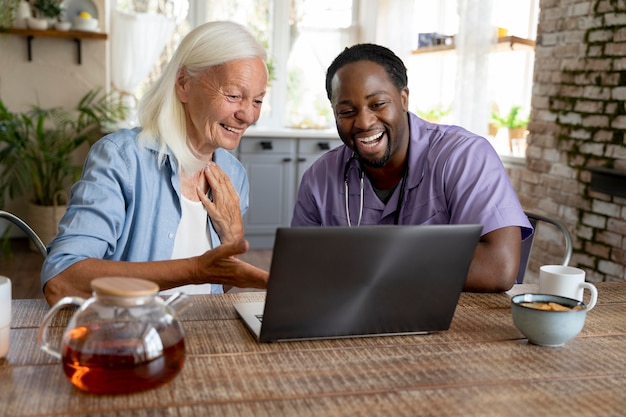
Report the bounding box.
[516,211,573,283]
[0,210,47,258]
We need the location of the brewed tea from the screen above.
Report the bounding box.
[61,321,185,394]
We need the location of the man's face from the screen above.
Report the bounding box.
[330,60,409,168]
[176,57,268,155]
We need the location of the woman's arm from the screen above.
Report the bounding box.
[43,240,269,306]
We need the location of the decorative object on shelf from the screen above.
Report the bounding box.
[26,16,48,30]
[0,89,127,248]
[32,0,63,23]
[61,0,98,22]
[53,20,70,30]
[490,105,529,152]
[73,11,98,31]
[0,0,21,29]
[417,32,454,49]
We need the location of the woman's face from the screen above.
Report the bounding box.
[176,57,268,158]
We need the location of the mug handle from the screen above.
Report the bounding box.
[37,296,85,360]
[580,282,598,311]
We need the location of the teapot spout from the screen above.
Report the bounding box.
[164,292,191,317]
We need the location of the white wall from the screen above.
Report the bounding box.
[0,0,110,112]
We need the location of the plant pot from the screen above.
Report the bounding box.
[507,127,527,152]
[488,123,499,137]
[27,202,66,252]
[26,16,48,30]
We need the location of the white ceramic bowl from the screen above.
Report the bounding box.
[511,293,587,347]
[54,21,72,31]
[27,17,49,30]
[73,17,98,32]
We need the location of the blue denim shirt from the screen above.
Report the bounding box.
[41,128,249,293]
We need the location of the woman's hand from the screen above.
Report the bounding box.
[193,240,269,289]
[197,162,245,244]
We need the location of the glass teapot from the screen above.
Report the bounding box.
[38,277,189,395]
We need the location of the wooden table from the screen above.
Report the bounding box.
[2,283,626,416]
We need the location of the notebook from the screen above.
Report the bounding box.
[234,224,482,342]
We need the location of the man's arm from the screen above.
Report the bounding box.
[463,226,521,292]
[43,240,269,306]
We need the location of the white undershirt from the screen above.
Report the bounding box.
[160,196,213,295]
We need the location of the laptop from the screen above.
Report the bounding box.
[235,224,482,342]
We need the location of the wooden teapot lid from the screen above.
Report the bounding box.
[91,277,159,298]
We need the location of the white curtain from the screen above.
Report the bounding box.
[359,0,416,59]
[452,0,496,136]
[111,10,176,125]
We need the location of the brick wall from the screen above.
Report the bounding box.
[515,0,626,283]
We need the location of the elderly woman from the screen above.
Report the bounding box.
[41,21,269,306]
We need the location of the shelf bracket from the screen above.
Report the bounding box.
[27,35,33,61]
[74,38,82,65]
[22,35,83,65]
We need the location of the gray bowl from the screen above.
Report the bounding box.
[511,293,587,347]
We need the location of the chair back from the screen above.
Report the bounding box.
[0,210,47,258]
[516,211,573,283]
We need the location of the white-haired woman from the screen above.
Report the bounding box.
[42,21,269,306]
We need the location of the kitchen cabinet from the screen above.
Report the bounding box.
[236,132,342,248]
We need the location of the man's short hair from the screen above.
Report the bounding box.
[325,43,408,100]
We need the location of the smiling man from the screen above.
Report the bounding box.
[291,43,532,293]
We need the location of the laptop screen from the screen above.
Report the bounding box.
[236,224,482,342]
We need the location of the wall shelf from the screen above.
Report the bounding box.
[412,36,536,55]
[0,28,108,65]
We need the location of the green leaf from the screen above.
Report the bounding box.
[0,89,128,207]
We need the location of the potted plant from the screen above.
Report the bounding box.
[0,0,21,29]
[490,105,529,152]
[416,104,451,123]
[32,0,62,22]
[0,89,127,248]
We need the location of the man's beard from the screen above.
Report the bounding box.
[355,140,392,169]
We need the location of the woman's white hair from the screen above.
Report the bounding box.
[137,21,267,173]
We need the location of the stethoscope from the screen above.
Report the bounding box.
[343,153,408,227]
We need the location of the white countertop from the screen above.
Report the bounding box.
[244,126,340,139]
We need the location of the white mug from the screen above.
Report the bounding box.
[0,276,11,358]
[538,265,597,310]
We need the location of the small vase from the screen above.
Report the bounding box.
[12,0,31,29]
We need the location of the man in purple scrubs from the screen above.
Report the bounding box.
[291,43,532,292]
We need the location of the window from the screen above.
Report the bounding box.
[147,0,537,160]
[405,0,539,158]
[284,0,355,128]
[190,0,356,129]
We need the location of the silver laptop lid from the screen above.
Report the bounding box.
[252,224,482,342]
